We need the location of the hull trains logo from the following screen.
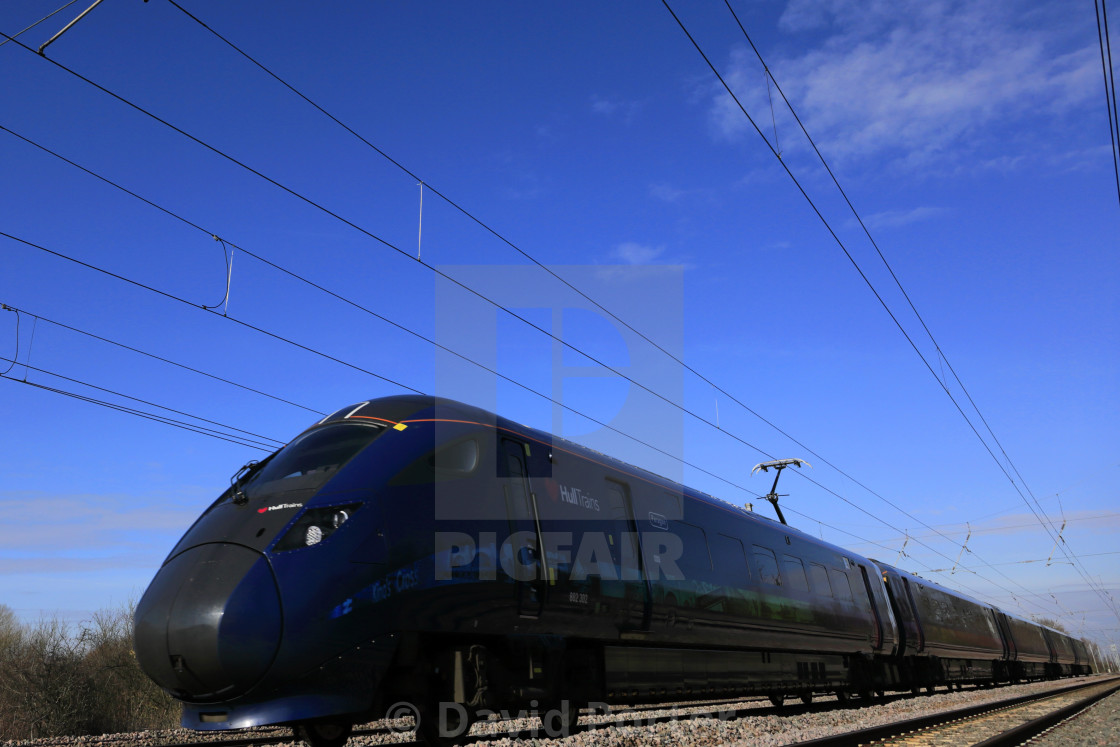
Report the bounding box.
[258,503,303,514]
[558,484,600,512]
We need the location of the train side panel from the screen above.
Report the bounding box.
[875,561,1003,686]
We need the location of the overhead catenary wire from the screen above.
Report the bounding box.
[720,0,1120,620]
[1095,0,1120,208]
[0,359,279,452]
[0,229,764,503]
[154,0,909,512]
[0,354,283,450]
[1,302,325,416]
[0,229,425,397]
[0,127,772,502]
[0,0,80,50]
[848,512,1120,547]
[779,504,1068,622]
[664,0,1120,625]
[0,30,783,460]
[1,305,19,376]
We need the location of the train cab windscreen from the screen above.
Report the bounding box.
[239,423,385,499]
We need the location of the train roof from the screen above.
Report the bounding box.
[314,394,727,499]
[309,396,869,564]
[872,558,999,611]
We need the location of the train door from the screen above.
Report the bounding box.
[603,479,650,632]
[501,438,545,618]
[857,564,884,650]
[901,577,925,653]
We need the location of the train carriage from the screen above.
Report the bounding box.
[133,395,1089,747]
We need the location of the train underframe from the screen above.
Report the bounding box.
[329,632,1086,746]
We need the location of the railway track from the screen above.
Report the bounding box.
[797,676,1120,747]
[20,677,1116,747]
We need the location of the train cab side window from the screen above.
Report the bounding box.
[390,436,481,485]
[808,562,833,597]
[753,545,782,586]
[431,437,480,474]
[829,568,854,601]
[781,555,809,593]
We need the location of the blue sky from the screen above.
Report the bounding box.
[2,1,1117,655]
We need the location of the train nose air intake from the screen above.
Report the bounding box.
[133,543,282,701]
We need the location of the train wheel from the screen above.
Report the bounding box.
[768,694,785,708]
[834,691,849,703]
[800,693,813,705]
[295,720,352,747]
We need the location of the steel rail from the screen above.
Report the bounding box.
[795,676,1120,747]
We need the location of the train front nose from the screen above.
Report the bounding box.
[134,543,282,701]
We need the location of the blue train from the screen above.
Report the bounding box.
[133,396,1092,746]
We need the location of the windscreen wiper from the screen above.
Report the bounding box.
[230,456,270,505]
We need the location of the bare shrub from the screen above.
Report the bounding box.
[0,603,178,740]
[81,605,179,734]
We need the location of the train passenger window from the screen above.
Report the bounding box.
[632,490,683,528]
[829,568,854,601]
[752,546,781,586]
[808,562,833,597]
[711,534,750,586]
[672,522,712,579]
[781,555,809,593]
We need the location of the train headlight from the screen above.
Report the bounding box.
[274,503,361,552]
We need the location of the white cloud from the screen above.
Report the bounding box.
[610,242,666,264]
[0,491,201,557]
[590,94,644,124]
[709,0,1100,170]
[649,182,688,203]
[862,206,946,230]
